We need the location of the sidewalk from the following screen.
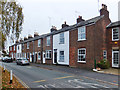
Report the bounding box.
[31,63,119,84]
[96,68,119,75]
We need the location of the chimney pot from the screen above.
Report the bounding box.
[62,21,69,28]
[77,16,85,23]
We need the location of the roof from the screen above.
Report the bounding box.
[10,15,104,46]
[107,21,120,28]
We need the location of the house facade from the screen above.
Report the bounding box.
[69,4,111,69]
[106,21,120,68]
[53,23,70,65]
[9,4,119,69]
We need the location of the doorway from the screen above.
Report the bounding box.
[54,49,57,64]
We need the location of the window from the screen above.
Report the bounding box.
[59,33,64,44]
[103,50,107,59]
[10,47,12,51]
[46,36,50,46]
[14,46,15,51]
[27,52,29,59]
[46,50,51,59]
[38,40,41,47]
[38,52,41,60]
[78,48,86,62]
[112,28,119,41]
[78,26,86,41]
[22,44,24,49]
[59,51,64,62]
[27,42,29,49]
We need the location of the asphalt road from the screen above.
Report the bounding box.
[0,62,119,89]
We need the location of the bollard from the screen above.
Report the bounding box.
[3,65,5,72]
[9,70,12,84]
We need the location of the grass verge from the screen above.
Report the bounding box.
[0,66,25,89]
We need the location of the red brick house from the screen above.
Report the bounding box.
[9,44,17,60]
[106,21,120,68]
[69,4,111,69]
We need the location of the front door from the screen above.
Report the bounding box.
[54,49,57,64]
[43,52,45,63]
[30,53,32,62]
[112,50,119,67]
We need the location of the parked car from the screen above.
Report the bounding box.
[16,58,30,65]
[2,56,13,62]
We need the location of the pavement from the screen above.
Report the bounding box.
[0,62,119,89]
[97,68,119,75]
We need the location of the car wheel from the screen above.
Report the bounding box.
[20,63,23,66]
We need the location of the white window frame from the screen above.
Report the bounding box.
[14,46,15,51]
[59,51,64,62]
[38,40,41,47]
[27,42,29,49]
[10,47,12,51]
[78,48,86,63]
[45,50,51,59]
[59,33,64,44]
[78,26,86,41]
[103,50,107,59]
[112,27,119,41]
[46,36,50,46]
[38,52,41,60]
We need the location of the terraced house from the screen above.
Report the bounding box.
[9,4,120,69]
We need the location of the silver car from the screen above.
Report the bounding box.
[16,58,30,65]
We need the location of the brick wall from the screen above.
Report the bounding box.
[43,35,53,64]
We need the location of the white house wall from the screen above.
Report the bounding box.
[53,31,69,65]
[16,44,22,59]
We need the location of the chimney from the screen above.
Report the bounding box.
[50,26,57,32]
[24,37,27,40]
[34,32,39,37]
[77,16,85,23]
[100,4,109,18]
[15,40,19,43]
[28,34,33,39]
[62,21,69,28]
[20,38,23,42]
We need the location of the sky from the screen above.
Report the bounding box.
[5,0,119,51]
[17,0,119,38]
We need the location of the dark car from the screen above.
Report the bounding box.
[16,58,30,65]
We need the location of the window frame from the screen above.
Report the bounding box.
[103,50,107,59]
[59,51,64,62]
[78,48,86,63]
[38,52,41,60]
[38,39,41,47]
[46,36,51,46]
[27,42,29,49]
[59,33,65,44]
[112,27,119,41]
[45,50,51,59]
[78,26,86,41]
[14,46,15,51]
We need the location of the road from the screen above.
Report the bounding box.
[0,62,119,88]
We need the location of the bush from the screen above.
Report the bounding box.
[97,59,110,69]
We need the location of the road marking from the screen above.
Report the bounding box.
[54,76,74,80]
[83,76,118,86]
[33,80,46,83]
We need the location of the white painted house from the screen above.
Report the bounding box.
[16,43,22,59]
[53,31,69,65]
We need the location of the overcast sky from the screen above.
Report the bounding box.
[15,0,119,39]
[6,0,119,51]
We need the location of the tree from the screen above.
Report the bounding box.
[0,0,24,49]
